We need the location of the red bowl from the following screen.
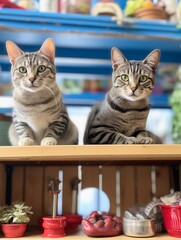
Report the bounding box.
[63,214,82,232]
[160,204,181,238]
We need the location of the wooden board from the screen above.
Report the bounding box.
[0,232,176,240]
[0,145,181,164]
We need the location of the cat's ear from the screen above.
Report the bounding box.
[111,47,127,70]
[143,49,160,70]
[39,38,55,63]
[6,41,24,65]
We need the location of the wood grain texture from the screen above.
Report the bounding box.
[0,145,181,164]
[0,164,5,205]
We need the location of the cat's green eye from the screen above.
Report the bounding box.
[19,66,27,74]
[139,75,148,82]
[121,74,129,82]
[37,65,46,73]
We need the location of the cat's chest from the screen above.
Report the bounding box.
[27,114,49,131]
[100,104,148,134]
[17,110,54,132]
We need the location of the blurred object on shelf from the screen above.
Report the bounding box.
[0,0,25,9]
[177,0,181,23]
[169,65,181,143]
[125,0,171,20]
[15,0,34,9]
[57,74,111,95]
[60,0,90,14]
[133,6,169,20]
[0,71,12,96]
[39,0,60,13]
[125,0,152,16]
[157,0,177,21]
[154,63,179,96]
[91,0,124,24]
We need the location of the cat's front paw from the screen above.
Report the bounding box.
[18,137,35,146]
[138,137,155,144]
[41,137,57,146]
[123,137,138,144]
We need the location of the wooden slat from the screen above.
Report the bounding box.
[155,166,171,197]
[102,166,117,214]
[120,166,136,214]
[136,166,152,206]
[24,167,44,226]
[0,164,5,205]
[81,166,99,189]
[61,166,78,214]
[12,166,25,202]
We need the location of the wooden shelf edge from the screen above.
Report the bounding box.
[0,233,176,240]
[0,145,181,164]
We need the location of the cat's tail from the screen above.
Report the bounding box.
[147,131,163,144]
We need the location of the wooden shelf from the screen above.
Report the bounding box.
[0,145,181,166]
[0,232,176,240]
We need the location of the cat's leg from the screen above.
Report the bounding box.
[9,122,35,146]
[57,121,78,145]
[8,123,19,146]
[136,130,162,144]
[41,137,57,146]
[41,120,78,145]
[135,130,154,144]
[18,137,35,146]
[41,115,69,146]
[86,129,138,144]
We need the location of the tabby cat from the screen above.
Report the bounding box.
[84,48,161,144]
[6,38,78,146]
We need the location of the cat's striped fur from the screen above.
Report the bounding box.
[84,48,161,144]
[6,38,78,146]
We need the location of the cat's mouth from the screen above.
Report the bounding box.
[130,93,137,97]
[24,84,40,92]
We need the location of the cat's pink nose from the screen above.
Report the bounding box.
[29,77,36,83]
[131,86,137,92]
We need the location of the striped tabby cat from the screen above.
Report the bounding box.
[6,38,78,146]
[84,48,161,144]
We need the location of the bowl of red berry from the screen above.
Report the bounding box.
[81,211,122,237]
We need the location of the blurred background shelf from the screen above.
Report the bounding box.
[0,8,180,109]
[0,8,180,62]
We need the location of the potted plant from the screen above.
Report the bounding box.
[0,202,33,238]
[124,0,170,20]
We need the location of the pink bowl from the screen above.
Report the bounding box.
[160,204,181,238]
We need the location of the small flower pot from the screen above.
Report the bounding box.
[63,214,82,232]
[1,223,27,238]
[42,216,67,238]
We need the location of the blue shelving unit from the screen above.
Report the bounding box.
[0,8,180,111]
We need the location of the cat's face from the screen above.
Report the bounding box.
[111,48,160,101]
[6,38,56,93]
